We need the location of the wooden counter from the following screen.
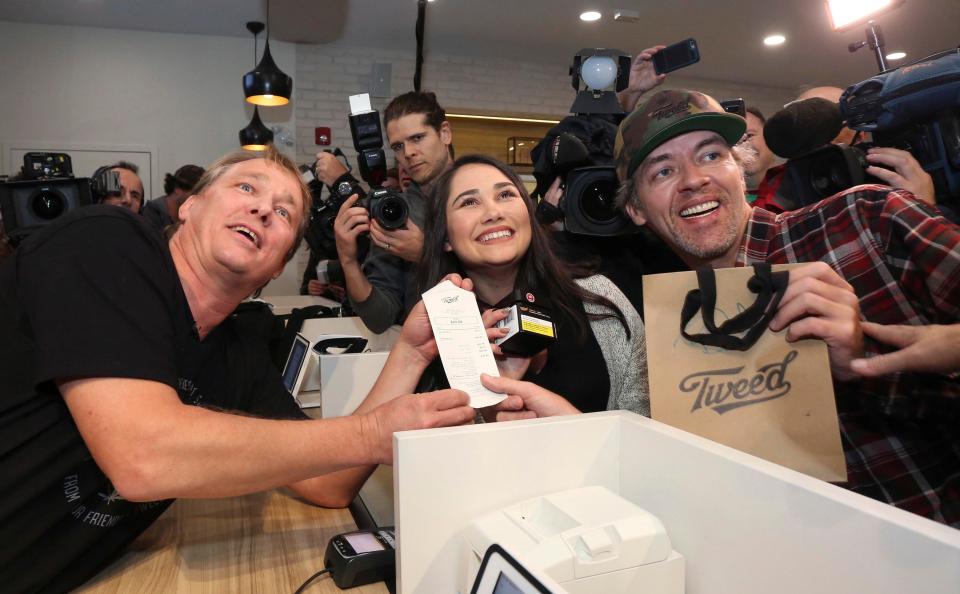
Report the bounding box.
[78,490,390,593]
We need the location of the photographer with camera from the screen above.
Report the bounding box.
[316,91,454,333]
[94,161,145,214]
[532,45,685,312]
[757,85,938,213]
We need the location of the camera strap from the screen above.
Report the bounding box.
[679,264,789,351]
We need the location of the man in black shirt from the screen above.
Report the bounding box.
[0,145,473,592]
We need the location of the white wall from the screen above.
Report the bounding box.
[0,20,297,187]
[0,20,305,294]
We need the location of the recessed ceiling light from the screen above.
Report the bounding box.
[763,34,786,46]
[580,11,602,22]
[886,51,906,60]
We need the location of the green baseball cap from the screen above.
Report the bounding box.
[615,89,747,181]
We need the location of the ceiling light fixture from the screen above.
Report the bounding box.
[243,1,292,107]
[886,51,906,60]
[239,106,274,150]
[580,11,602,22]
[826,0,905,32]
[763,34,786,46]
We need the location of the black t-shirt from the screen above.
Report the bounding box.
[141,197,175,231]
[526,308,610,413]
[0,206,306,593]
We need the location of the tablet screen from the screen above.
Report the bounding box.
[493,573,525,594]
[282,336,309,393]
[471,544,558,594]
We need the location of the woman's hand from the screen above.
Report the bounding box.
[397,275,507,366]
[481,373,580,421]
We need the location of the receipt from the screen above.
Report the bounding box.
[422,280,505,408]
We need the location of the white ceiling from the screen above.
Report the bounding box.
[1,0,956,89]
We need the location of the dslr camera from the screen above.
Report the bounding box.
[0,153,120,244]
[318,94,408,233]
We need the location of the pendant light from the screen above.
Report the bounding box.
[239,106,274,150]
[243,1,292,106]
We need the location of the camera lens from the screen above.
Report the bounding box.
[809,152,852,198]
[373,195,408,230]
[579,177,618,223]
[30,188,67,220]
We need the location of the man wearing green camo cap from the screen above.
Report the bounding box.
[609,89,960,529]
[614,89,749,269]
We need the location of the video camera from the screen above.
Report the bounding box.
[532,130,635,236]
[0,152,121,243]
[764,49,960,209]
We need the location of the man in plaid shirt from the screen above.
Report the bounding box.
[612,89,960,526]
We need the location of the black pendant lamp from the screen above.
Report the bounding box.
[243,2,292,107]
[239,106,274,150]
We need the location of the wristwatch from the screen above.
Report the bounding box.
[329,173,360,201]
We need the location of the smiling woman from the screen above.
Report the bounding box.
[418,155,649,415]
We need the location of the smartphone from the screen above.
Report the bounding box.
[653,38,700,75]
[721,98,746,117]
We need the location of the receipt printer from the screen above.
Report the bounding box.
[460,486,684,594]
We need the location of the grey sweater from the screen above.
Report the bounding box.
[576,275,650,416]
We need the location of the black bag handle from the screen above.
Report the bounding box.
[680,264,789,351]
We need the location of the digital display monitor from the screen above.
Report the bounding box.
[471,544,559,594]
[344,532,385,553]
[493,573,526,594]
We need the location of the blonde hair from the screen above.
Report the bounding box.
[168,145,311,262]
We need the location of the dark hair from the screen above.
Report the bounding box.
[163,164,205,195]
[384,91,447,132]
[419,154,629,342]
[745,106,765,124]
[107,160,139,175]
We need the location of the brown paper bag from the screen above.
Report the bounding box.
[643,264,847,481]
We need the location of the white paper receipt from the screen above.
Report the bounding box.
[422,280,505,408]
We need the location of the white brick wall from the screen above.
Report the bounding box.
[294,42,796,166]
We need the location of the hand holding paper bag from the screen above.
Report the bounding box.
[768,262,864,382]
[644,263,849,481]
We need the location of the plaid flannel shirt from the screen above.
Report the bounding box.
[736,185,960,527]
